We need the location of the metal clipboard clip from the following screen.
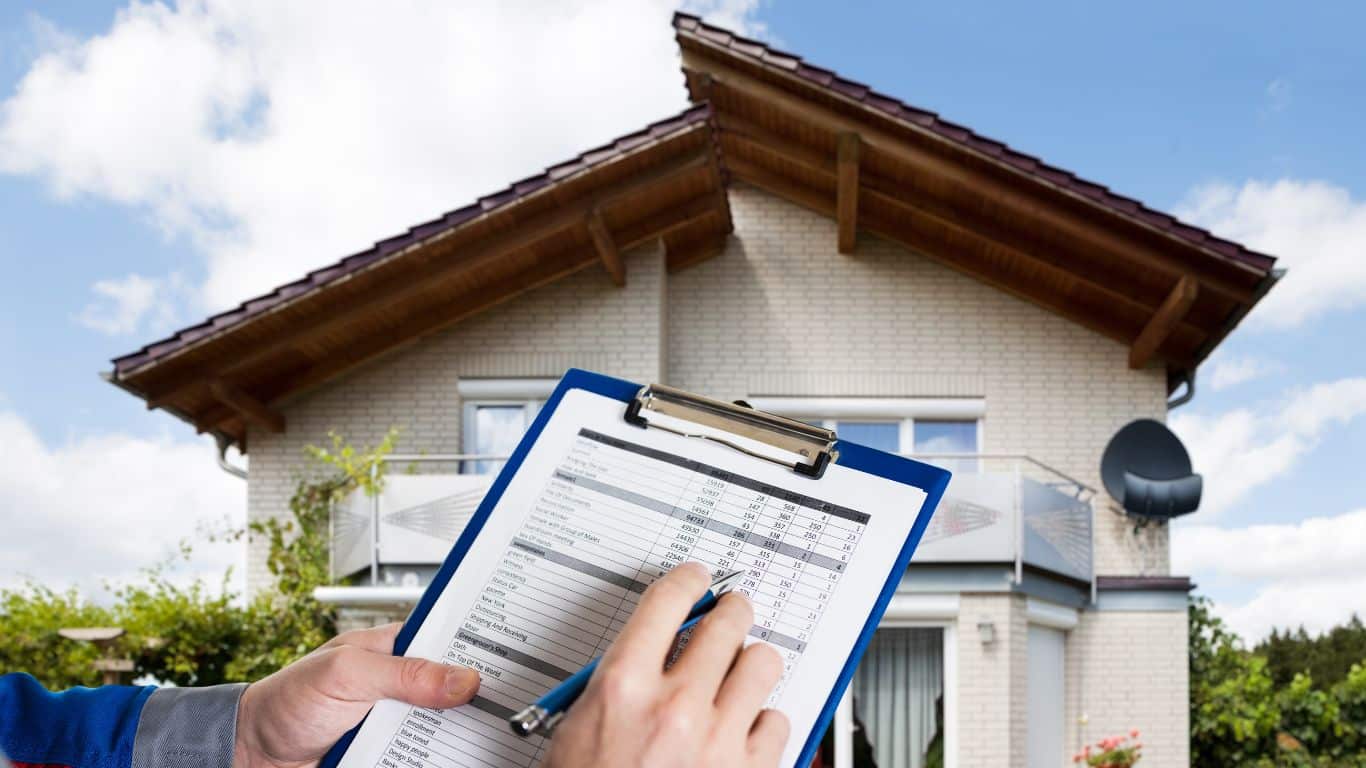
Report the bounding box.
[623,384,837,479]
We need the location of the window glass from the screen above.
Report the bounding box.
[836,421,902,454]
[913,420,978,454]
[467,405,528,474]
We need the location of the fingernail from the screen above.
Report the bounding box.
[444,666,479,701]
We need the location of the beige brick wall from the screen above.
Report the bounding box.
[241,185,1188,765]
[667,184,1170,575]
[1066,609,1190,768]
[244,243,666,592]
[956,594,1030,766]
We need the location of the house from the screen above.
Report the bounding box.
[108,14,1278,768]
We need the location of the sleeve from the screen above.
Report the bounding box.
[129,683,247,768]
[0,672,154,768]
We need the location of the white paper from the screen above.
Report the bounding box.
[338,388,929,768]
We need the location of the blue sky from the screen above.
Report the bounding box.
[1,0,1363,641]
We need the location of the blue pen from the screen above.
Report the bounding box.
[508,569,746,737]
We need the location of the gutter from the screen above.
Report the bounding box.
[1169,267,1284,411]
[215,434,247,480]
[101,370,248,480]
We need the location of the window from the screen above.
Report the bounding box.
[463,404,537,474]
[913,420,978,455]
[818,627,949,768]
[751,398,983,472]
[458,379,555,475]
[835,421,902,454]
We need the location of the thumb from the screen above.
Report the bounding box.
[333,647,480,709]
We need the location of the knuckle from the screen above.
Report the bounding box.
[654,689,701,740]
[398,657,430,691]
[595,665,647,710]
[324,645,358,672]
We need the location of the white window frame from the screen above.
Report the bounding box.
[457,378,556,470]
[746,397,985,457]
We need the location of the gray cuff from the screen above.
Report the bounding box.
[132,683,248,768]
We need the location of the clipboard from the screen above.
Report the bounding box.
[322,368,950,768]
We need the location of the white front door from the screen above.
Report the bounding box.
[1027,625,1066,768]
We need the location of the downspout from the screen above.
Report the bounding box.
[1166,369,1196,411]
[1168,267,1283,412]
[215,433,248,480]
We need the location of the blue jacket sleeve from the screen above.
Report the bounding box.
[0,673,154,768]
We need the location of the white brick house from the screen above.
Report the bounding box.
[109,14,1279,768]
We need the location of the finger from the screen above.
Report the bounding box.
[321,622,403,653]
[714,642,783,726]
[601,562,711,673]
[325,646,479,709]
[747,708,791,766]
[667,591,754,696]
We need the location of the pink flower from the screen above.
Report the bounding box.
[1130,729,1140,739]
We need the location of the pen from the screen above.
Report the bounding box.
[508,568,747,738]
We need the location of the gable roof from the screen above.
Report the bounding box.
[673,13,1276,374]
[108,16,1279,450]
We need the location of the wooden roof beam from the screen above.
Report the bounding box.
[720,126,1207,347]
[684,56,1261,304]
[666,230,730,273]
[588,208,625,286]
[836,132,861,254]
[724,154,1195,358]
[1130,276,1199,369]
[143,146,713,404]
[208,378,285,433]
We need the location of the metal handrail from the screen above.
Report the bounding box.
[379,451,1095,494]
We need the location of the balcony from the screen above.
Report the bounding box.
[317,452,1095,607]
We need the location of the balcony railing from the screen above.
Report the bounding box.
[905,454,1095,586]
[326,451,1095,598]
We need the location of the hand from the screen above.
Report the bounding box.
[233,622,480,768]
[545,562,790,768]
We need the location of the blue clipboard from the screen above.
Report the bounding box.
[321,368,949,768]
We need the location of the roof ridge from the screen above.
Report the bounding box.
[672,11,1276,272]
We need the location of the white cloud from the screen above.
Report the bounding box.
[1174,509,1366,641]
[0,409,246,598]
[1177,178,1366,329]
[75,272,177,335]
[1205,353,1282,392]
[1171,376,1366,519]
[0,0,768,313]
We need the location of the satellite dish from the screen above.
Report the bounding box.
[1100,419,1203,520]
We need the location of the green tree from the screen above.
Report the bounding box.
[1258,616,1366,689]
[1191,596,1279,766]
